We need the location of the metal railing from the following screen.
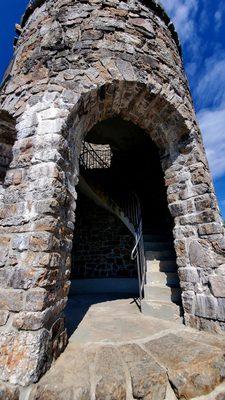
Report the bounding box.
[123,193,146,301]
[79,142,146,301]
[80,142,112,170]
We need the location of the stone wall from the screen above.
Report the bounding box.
[71,192,136,279]
[0,0,224,391]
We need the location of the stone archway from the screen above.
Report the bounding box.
[68,114,177,325]
[64,80,225,334]
[0,79,225,390]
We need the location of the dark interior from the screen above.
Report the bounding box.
[71,117,173,279]
[85,117,173,234]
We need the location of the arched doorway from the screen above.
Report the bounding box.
[65,116,183,335]
[1,81,224,387]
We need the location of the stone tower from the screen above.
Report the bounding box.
[0,0,225,394]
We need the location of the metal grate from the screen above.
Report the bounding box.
[80,142,112,170]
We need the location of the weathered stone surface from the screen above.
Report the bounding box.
[190,382,225,399]
[0,289,23,312]
[198,223,223,236]
[0,330,51,386]
[119,343,167,400]
[0,383,19,400]
[0,310,9,326]
[95,346,126,400]
[209,276,225,298]
[30,345,91,400]
[0,266,56,290]
[129,18,155,38]
[217,298,225,321]
[182,290,196,314]
[189,240,217,269]
[195,294,218,320]
[144,333,225,399]
[71,192,136,279]
[178,267,199,284]
[28,299,225,400]
[25,288,53,311]
[169,202,184,217]
[12,300,66,331]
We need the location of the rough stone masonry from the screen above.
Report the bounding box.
[0,0,225,393]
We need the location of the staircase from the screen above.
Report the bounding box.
[141,234,183,322]
[79,141,183,322]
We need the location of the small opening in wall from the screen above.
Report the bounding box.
[0,110,16,185]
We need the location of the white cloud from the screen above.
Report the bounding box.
[196,53,225,108]
[214,1,225,31]
[195,51,225,179]
[215,10,222,30]
[160,0,199,44]
[160,0,225,180]
[197,105,225,179]
[185,62,197,78]
[160,0,202,63]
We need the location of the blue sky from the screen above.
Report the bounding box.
[0,0,224,218]
[160,0,225,219]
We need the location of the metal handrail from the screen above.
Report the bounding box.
[80,142,112,170]
[79,141,146,301]
[131,225,142,260]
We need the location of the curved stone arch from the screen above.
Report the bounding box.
[60,79,225,330]
[62,79,206,224]
[65,80,194,166]
[0,77,224,388]
[61,80,192,243]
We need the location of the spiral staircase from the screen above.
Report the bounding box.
[79,142,182,321]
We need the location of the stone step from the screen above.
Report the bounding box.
[144,284,181,303]
[144,241,172,251]
[145,250,175,261]
[146,260,177,273]
[146,271,179,287]
[141,299,183,322]
[146,259,178,273]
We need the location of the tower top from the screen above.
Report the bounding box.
[19,0,181,54]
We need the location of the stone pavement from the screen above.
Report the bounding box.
[29,296,225,400]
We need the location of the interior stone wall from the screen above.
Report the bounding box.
[0,0,224,393]
[71,192,136,279]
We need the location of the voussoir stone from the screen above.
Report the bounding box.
[144,333,225,399]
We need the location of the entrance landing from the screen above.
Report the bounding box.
[30,296,225,400]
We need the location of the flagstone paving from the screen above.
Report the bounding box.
[29,296,225,400]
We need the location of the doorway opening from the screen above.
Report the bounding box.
[65,117,182,336]
[0,110,16,186]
